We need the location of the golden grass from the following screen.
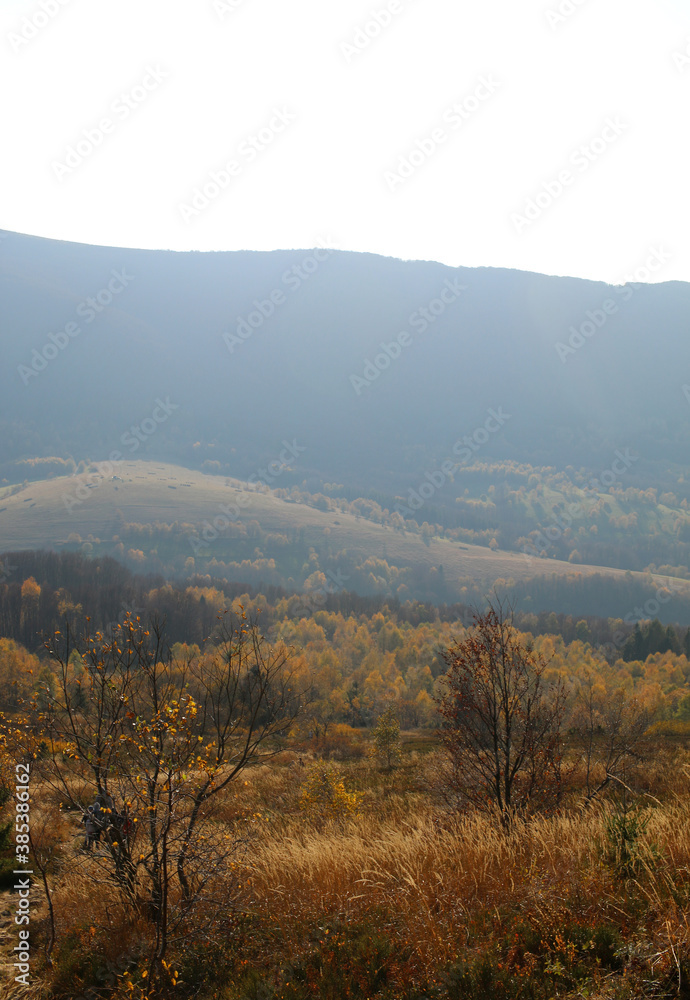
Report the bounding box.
[219,753,690,989]
[13,748,690,997]
[246,807,599,968]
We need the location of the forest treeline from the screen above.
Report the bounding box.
[1,548,686,652]
[3,550,690,730]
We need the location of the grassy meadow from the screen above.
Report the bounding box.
[10,731,690,1000]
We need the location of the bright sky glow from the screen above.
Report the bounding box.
[1,0,689,283]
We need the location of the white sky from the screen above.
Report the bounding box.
[1,0,689,283]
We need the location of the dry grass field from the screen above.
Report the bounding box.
[10,737,690,1000]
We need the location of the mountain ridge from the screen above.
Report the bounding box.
[2,229,689,617]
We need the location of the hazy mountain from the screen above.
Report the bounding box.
[2,229,689,500]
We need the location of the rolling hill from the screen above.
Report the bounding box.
[1,461,689,622]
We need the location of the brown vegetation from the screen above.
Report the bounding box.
[3,600,690,997]
[6,741,690,999]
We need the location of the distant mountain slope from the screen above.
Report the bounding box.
[2,231,689,497]
[1,461,688,619]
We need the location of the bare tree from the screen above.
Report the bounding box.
[572,672,652,806]
[437,599,567,823]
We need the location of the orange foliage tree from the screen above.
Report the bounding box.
[35,607,303,981]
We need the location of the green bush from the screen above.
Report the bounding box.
[50,926,119,996]
[603,794,654,878]
[279,918,401,1000]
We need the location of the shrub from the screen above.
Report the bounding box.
[310,723,366,760]
[602,793,655,878]
[370,708,403,770]
[299,762,361,822]
[280,918,400,1000]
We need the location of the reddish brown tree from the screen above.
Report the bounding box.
[437,600,567,823]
